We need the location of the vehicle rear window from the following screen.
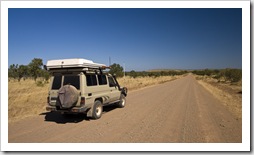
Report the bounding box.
[63,75,80,89]
[52,75,62,89]
[98,74,107,85]
[86,74,98,86]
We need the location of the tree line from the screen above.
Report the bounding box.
[108,63,188,78]
[110,64,242,83]
[8,58,50,82]
[126,70,188,78]
[9,58,242,83]
[192,68,242,83]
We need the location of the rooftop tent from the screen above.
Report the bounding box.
[46,58,107,70]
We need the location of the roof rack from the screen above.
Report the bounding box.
[46,58,110,72]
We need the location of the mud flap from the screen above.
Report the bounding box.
[87,107,93,117]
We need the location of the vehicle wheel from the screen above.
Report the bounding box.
[91,100,103,119]
[117,94,126,108]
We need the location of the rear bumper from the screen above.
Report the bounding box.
[46,106,88,113]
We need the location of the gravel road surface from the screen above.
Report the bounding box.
[9,75,241,143]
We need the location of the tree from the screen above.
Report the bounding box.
[8,64,18,79]
[129,70,138,78]
[9,64,29,81]
[40,69,50,82]
[109,63,124,77]
[28,58,43,81]
[17,65,28,81]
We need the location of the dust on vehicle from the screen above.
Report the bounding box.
[45,58,127,119]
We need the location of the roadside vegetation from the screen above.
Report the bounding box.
[8,78,50,122]
[9,58,50,86]
[126,70,188,78]
[192,69,242,120]
[192,68,242,83]
[117,75,182,91]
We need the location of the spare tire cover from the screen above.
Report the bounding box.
[58,85,78,108]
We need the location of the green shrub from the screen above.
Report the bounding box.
[224,69,242,83]
[192,68,242,83]
[109,63,124,77]
[36,80,45,87]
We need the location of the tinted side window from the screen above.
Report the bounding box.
[86,74,98,86]
[108,76,116,87]
[63,76,80,89]
[98,74,107,85]
[52,75,62,89]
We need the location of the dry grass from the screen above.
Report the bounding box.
[8,78,49,123]
[8,75,181,122]
[117,75,181,91]
[195,75,242,120]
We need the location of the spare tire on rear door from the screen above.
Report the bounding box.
[57,85,79,109]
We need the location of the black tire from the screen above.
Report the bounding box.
[91,100,103,119]
[117,94,126,108]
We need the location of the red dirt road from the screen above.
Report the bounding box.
[8,75,241,143]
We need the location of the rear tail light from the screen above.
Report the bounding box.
[80,97,85,106]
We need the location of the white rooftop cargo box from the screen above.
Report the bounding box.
[46,58,107,70]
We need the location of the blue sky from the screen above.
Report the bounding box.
[8,8,242,71]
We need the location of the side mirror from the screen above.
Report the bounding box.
[43,65,47,70]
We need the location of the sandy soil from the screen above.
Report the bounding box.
[197,77,242,120]
[8,74,241,143]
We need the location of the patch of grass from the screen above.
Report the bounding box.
[117,75,180,91]
[36,80,45,87]
[8,78,49,123]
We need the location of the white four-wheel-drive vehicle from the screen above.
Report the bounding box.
[45,58,127,119]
